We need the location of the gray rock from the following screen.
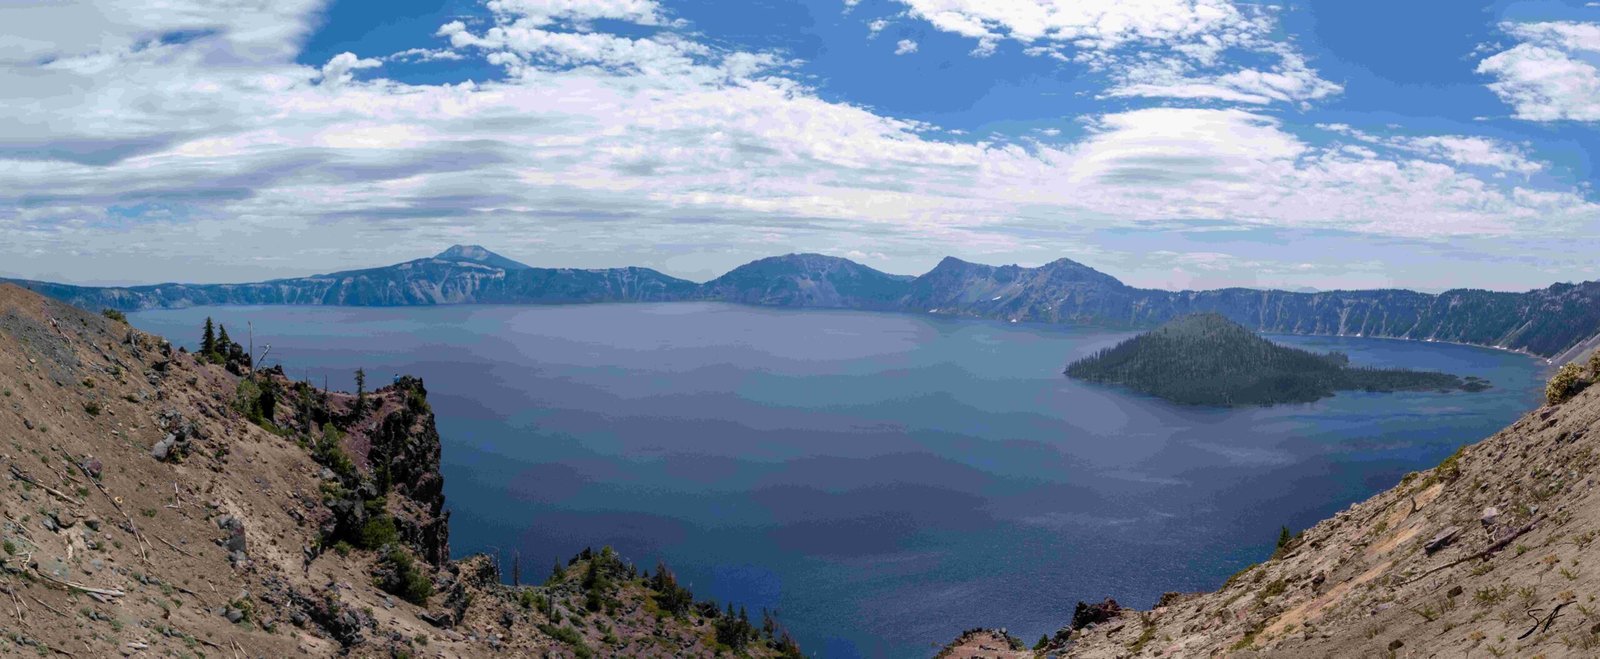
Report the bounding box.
[1424,526,1461,555]
[150,435,175,461]
[78,456,102,479]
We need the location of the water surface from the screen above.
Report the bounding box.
[130,303,1547,657]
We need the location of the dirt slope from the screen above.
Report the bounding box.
[960,355,1600,658]
[0,283,799,658]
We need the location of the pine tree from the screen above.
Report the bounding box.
[511,551,521,587]
[1276,525,1292,551]
[353,368,367,417]
[201,317,216,356]
[216,325,231,355]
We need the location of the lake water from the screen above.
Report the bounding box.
[130,303,1547,657]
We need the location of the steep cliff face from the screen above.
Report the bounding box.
[0,283,799,658]
[957,365,1600,658]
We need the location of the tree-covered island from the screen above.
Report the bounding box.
[1065,313,1491,406]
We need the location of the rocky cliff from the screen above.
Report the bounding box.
[946,358,1600,658]
[0,283,799,658]
[10,247,1600,359]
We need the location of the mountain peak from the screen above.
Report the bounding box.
[433,245,530,270]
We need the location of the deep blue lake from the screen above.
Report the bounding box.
[130,303,1547,657]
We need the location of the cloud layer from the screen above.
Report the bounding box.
[0,0,1594,288]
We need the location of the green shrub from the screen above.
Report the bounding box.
[100,309,128,324]
[1434,445,1466,482]
[358,515,399,550]
[234,378,278,427]
[1546,363,1588,405]
[377,547,433,605]
[316,423,357,480]
[538,623,592,659]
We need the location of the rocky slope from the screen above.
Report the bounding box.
[11,247,1600,361]
[949,356,1600,658]
[0,283,799,658]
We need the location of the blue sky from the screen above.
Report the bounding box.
[0,0,1597,291]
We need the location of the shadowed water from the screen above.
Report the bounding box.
[130,303,1547,657]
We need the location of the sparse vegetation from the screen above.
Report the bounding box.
[376,547,433,605]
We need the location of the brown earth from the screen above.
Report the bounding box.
[0,283,800,658]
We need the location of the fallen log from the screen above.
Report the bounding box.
[31,566,125,602]
[1403,516,1542,586]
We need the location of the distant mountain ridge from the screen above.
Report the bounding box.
[9,246,1600,361]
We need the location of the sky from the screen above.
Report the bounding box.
[0,0,1597,292]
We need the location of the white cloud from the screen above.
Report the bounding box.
[1478,21,1600,122]
[895,39,919,55]
[883,0,1340,105]
[387,47,464,63]
[319,52,382,87]
[484,0,669,27]
[1394,136,1543,175]
[1108,51,1340,106]
[0,0,1593,285]
[1319,125,1544,176]
[0,0,325,64]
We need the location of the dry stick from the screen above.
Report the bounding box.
[1402,516,1544,586]
[74,463,149,563]
[31,566,125,601]
[8,587,24,623]
[153,534,195,559]
[27,596,65,618]
[8,465,84,506]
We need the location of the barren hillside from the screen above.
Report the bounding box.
[947,354,1600,658]
[0,283,799,658]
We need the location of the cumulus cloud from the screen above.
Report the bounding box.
[319,52,382,86]
[1478,21,1600,122]
[0,0,1593,285]
[895,39,919,55]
